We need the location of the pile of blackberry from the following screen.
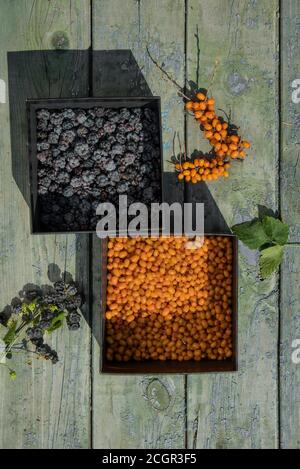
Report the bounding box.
[24,281,82,363]
[36,106,161,231]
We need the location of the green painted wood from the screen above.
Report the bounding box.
[0,0,91,449]
[280,246,300,448]
[91,0,186,449]
[186,0,279,448]
[281,0,300,242]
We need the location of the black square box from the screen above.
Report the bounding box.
[27,97,163,234]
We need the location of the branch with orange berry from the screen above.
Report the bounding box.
[147,48,251,183]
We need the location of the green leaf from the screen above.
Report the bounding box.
[231,220,271,250]
[3,323,17,346]
[46,312,65,333]
[9,369,17,380]
[262,216,289,246]
[259,245,284,279]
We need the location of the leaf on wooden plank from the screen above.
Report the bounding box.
[3,321,17,346]
[259,244,284,279]
[262,216,289,245]
[46,311,65,333]
[231,220,270,249]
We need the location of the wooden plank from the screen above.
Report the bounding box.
[186,0,279,448]
[91,0,186,449]
[281,0,300,242]
[280,246,300,448]
[0,0,91,449]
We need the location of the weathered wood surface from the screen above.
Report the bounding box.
[281,0,300,242]
[280,246,300,448]
[0,0,91,449]
[0,0,299,450]
[186,0,279,448]
[91,0,186,449]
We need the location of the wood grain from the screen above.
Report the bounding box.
[0,0,91,449]
[280,246,300,448]
[281,0,300,242]
[185,0,279,448]
[91,0,186,449]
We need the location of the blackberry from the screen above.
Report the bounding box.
[37,109,50,121]
[11,301,22,315]
[74,143,90,158]
[53,125,63,136]
[64,212,74,224]
[95,117,104,128]
[87,132,99,145]
[39,319,52,330]
[106,160,116,172]
[63,187,74,198]
[70,176,82,188]
[38,176,51,188]
[97,175,110,187]
[66,155,80,170]
[76,110,87,124]
[103,122,116,134]
[83,117,94,128]
[26,326,43,341]
[62,108,75,120]
[37,151,51,163]
[93,149,107,162]
[36,343,58,364]
[48,183,59,193]
[95,107,105,117]
[48,132,59,144]
[56,172,70,184]
[119,108,131,121]
[110,171,120,183]
[77,125,88,137]
[62,120,74,130]
[37,119,48,131]
[65,283,78,296]
[82,170,95,184]
[53,156,66,170]
[52,148,61,158]
[127,132,140,143]
[116,133,127,144]
[122,152,136,167]
[60,130,76,145]
[117,181,129,193]
[67,310,81,324]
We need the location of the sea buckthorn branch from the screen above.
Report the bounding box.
[147,48,251,183]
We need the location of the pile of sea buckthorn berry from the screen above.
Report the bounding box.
[175,92,251,183]
[105,236,233,362]
[176,158,231,183]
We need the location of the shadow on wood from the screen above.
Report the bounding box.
[185,182,230,234]
[7,48,152,336]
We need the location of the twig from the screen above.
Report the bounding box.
[207,59,220,96]
[218,107,231,123]
[172,132,176,161]
[195,25,201,88]
[146,46,191,101]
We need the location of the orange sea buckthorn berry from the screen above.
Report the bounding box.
[230,135,239,143]
[196,92,206,101]
[194,111,203,119]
